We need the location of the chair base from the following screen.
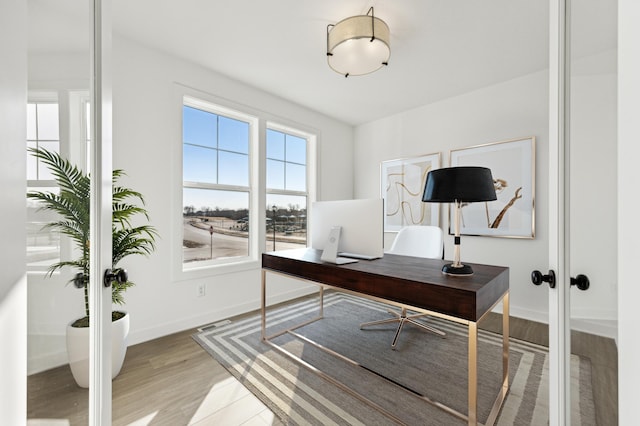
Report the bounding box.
[360,307,446,350]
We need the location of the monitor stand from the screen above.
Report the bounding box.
[320,226,359,265]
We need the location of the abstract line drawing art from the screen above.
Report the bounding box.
[450,137,535,238]
[381,153,440,232]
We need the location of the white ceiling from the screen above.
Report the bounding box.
[28,0,616,126]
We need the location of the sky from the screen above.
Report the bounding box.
[182,105,307,212]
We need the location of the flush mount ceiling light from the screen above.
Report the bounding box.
[326,7,390,78]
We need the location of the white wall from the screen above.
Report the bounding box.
[354,59,618,334]
[27,36,354,372]
[569,51,618,330]
[0,0,27,423]
[618,0,640,422]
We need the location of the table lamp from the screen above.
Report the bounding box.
[422,166,497,276]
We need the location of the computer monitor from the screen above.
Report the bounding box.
[310,198,384,261]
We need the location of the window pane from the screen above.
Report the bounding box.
[27,104,37,140]
[218,116,249,154]
[183,188,249,262]
[26,187,61,268]
[266,159,284,190]
[266,129,285,160]
[266,194,307,251]
[218,151,248,186]
[286,134,306,164]
[37,141,60,180]
[26,142,38,180]
[285,163,306,191]
[183,144,217,184]
[183,106,217,148]
[37,103,59,140]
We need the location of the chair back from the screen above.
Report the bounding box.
[387,226,444,259]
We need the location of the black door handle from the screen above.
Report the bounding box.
[531,270,590,291]
[104,268,128,287]
[571,274,590,291]
[531,270,556,288]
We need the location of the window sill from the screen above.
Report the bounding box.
[175,257,261,282]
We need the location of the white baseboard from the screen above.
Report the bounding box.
[127,284,316,347]
[493,304,618,340]
[571,318,618,340]
[493,304,548,325]
[28,350,68,375]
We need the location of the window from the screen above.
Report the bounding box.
[182,99,253,267]
[26,99,61,270]
[266,127,309,252]
[26,92,90,272]
[27,102,60,180]
[180,93,316,273]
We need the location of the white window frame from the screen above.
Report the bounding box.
[173,86,318,281]
[180,95,259,277]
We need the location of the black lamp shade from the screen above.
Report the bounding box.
[422,167,497,203]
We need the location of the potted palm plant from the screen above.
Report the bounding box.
[27,147,158,387]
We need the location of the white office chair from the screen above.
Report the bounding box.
[360,226,446,349]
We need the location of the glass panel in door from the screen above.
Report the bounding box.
[568,0,618,424]
[26,0,95,422]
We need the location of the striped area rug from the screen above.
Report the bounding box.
[193,292,595,425]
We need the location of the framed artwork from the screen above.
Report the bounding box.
[450,136,535,238]
[381,152,440,232]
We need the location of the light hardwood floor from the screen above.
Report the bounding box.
[28,308,617,425]
[27,325,282,426]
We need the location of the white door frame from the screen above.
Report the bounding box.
[548,0,572,424]
[89,0,113,424]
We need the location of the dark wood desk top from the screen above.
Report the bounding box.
[262,248,509,322]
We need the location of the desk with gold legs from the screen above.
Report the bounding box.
[261,248,510,426]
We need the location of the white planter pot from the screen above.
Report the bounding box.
[66,311,130,388]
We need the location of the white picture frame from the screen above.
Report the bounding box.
[380,153,441,232]
[450,136,535,238]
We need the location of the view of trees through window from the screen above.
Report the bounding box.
[182,203,307,263]
[265,196,307,252]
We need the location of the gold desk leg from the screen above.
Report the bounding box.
[503,291,510,396]
[468,321,478,426]
[484,290,511,426]
[261,269,266,341]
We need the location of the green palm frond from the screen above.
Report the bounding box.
[47,259,88,277]
[112,225,158,265]
[27,186,89,228]
[112,276,134,306]
[113,203,150,226]
[28,147,90,198]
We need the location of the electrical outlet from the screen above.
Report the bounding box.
[197,283,206,297]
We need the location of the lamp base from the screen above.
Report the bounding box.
[442,263,474,276]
